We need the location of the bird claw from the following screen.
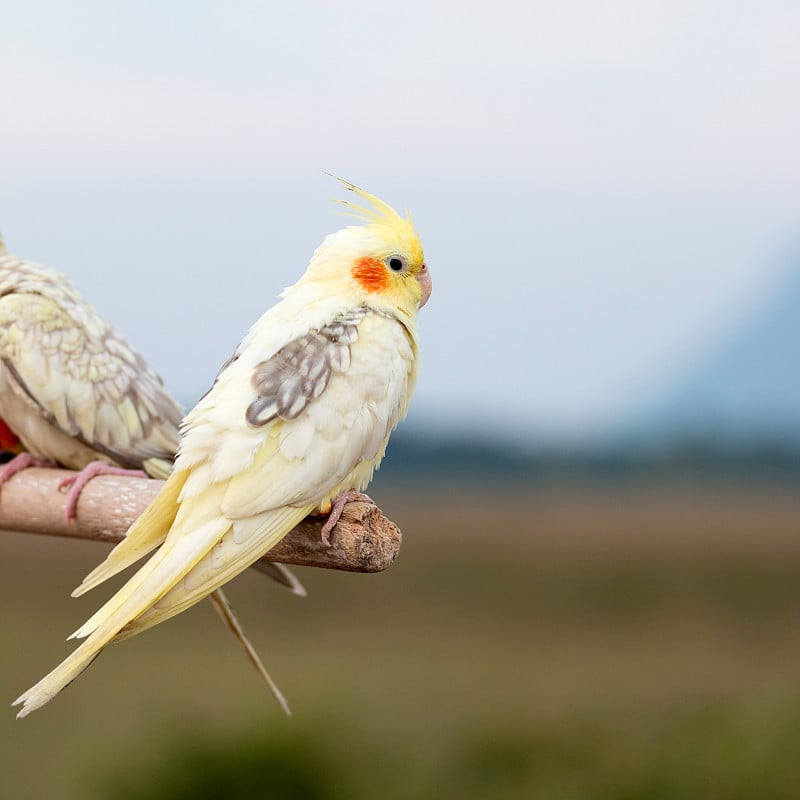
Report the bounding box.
[319,491,374,545]
[58,461,147,522]
[0,453,56,493]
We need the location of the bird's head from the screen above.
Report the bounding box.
[301,178,431,319]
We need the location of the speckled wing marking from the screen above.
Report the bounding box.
[246,308,368,427]
[0,256,183,469]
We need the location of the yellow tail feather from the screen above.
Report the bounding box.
[115,505,311,639]
[72,469,188,598]
[70,508,228,641]
[14,631,109,718]
[15,512,233,716]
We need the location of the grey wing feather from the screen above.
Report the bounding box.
[246,308,367,427]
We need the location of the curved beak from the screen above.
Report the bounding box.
[417,263,432,308]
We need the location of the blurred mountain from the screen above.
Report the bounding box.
[625,258,800,449]
[376,429,800,483]
[376,256,800,482]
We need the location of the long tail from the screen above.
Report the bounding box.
[14,630,109,718]
[13,513,230,717]
[13,504,310,717]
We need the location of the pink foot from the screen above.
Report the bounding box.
[0,452,57,492]
[319,491,374,546]
[59,461,147,522]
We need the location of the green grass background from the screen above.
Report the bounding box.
[1,480,800,799]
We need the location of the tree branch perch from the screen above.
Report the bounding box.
[0,468,401,573]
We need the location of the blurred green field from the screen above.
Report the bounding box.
[1,479,800,799]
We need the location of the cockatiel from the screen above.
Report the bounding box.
[0,235,305,712]
[0,241,304,593]
[14,179,431,717]
[0,235,181,501]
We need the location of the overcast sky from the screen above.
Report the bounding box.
[2,1,799,443]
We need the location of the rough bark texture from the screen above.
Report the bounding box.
[0,468,402,573]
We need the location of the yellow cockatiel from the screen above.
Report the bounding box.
[14,180,431,717]
[0,233,304,714]
[0,235,304,591]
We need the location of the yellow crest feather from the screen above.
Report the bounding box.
[325,173,417,239]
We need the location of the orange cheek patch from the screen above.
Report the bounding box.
[352,257,389,293]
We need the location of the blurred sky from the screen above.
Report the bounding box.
[1,1,799,443]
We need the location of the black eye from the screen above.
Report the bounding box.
[388,256,405,272]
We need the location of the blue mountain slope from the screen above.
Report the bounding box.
[631,261,800,446]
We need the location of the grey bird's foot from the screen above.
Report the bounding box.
[320,490,374,545]
[58,461,147,522]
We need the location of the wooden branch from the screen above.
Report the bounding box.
[0,468,401,573]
